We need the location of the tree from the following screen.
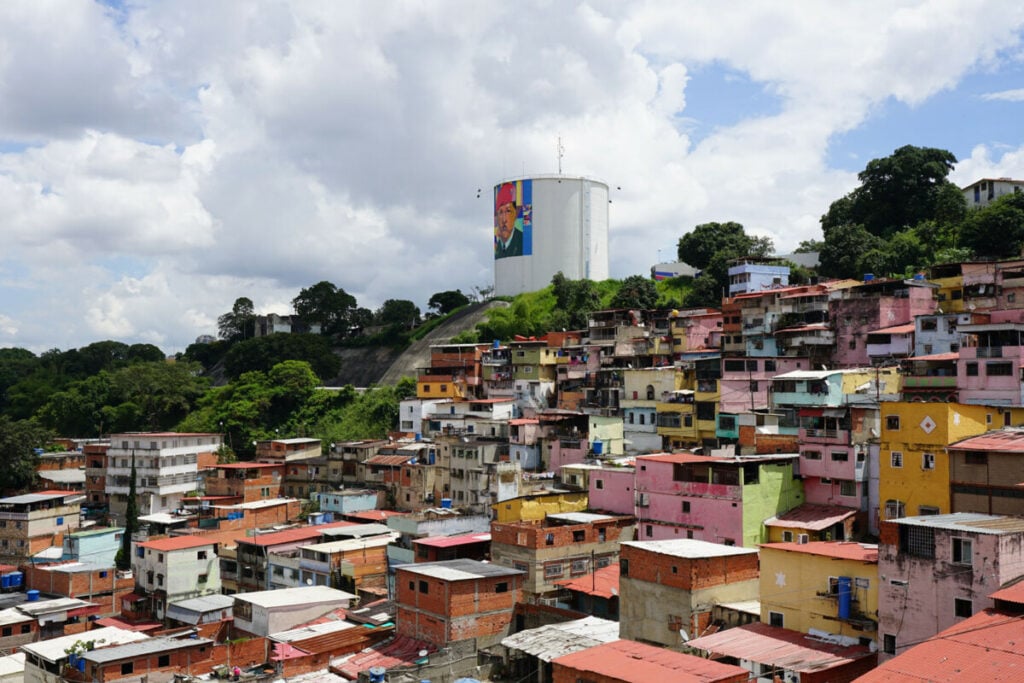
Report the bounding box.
[676,222,769,268]
[292,281,359,336]
[610,275,658,310]
[959,192,1024,259]
[428,290,470,316]
[217,297,256,342]
[822,145,958,237]
[550,273,601,330]
[223,333,340,381]
[376,299,420,329]
[0,416,49,492]
[817,223,886,279]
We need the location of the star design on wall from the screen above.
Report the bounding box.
[920,416,937,434]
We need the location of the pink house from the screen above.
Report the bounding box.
[829,277,935,368]
[877,513,1024,661]
[719,356,807,414]
[957,317,1024,406]
[587,465,637,516]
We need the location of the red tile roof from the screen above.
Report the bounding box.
[365,455,415,466]
[905,351,959,361]
[760,541,878,563]
[950,429,1024,453]
[414,532,490,549]
[137,536,219,551]
[869,323,915,335]
[552,639,748,683]
[764,503,858,532]
[509,418,539,425]
[854,609,1024,681]
[688,623,875,674]
[555,564,619,599]
[635,453,735,465]
[989,577,1024,604]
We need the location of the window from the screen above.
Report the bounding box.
[595,479,604,490]
[883,634,896,655]
[954,598,973,618]
[953,538,973,565]
[573,530,585,542]
[545,533,554,546]
[645,524,653,537]
[571,559,589,575]
[828,576,839,595]
[855,577,870,589]
[804,450,822,460]
[157,574,164,586]
[620,558,629,576]
[886,415,900,430]
[764,360,776,372]
[966,362,978,376]
[782,531,793,542]
[918,506,940,515]
[1,627,10,637]
[682,501,691,513]
[831,451,849,462]
[122,663,134,675]
[987,362,1013,376]
[418,580,429,594]
[158,655,170,667]
[769,611,784,627]
[901,525,935,559]
[885,499,905,520]
[922,452,935,470]
[20,624,30,634]
[198,551,207,560]
[544,563,564,579]
[840,480,856,497]
[965,453,987,466]
[198,574,208,583]
[891,451,903,468]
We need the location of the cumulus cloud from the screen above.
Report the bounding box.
[981,88,1024,102]
[0,0,1023,353]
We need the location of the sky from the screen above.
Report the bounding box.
[3,1,1024,354]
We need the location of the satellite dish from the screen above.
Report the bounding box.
[305,578,313,586]
[679,628,689,642]
[418,650,428,658]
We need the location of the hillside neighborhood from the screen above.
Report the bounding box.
[6,219,1024,681]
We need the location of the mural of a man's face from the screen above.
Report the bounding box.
[497,200,517,242]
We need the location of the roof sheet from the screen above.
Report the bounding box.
[0,653,24,678]
[622,539,758,559]
[271,618,357,643]
[82,636,212,664]
[365,455,415,466]
[235,585,356,608]
[38,470,85,484]
[413,532,491,549]
[854,609,1024,681]
[950,428,1024,453]
[547,512,616,524]
[990,578,1024,604]
[137,535,217,551]
[501,617,619,662]
[0,491,77,505]
[554,564,619,599]
[319,523,393,539]
[763,503,859,531]
[905,351,960,361]
[891,512,1024,535]
[552,639,749,682]
[22,627,148,663]
[336,634,435,680]
[869,323,916,335]
[343,510,407,522]
[760,541,878,563]
[688,622,874,674]
[242,521,355,547]
[166,593,235,614]
[395,558,523,581]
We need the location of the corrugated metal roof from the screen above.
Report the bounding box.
[0,491,77,505]
[336,635,435,679]
[547,512,617,524]
[501,616,619,662]
[271,618,357,643]
[906,351,960,361]
[82,636,212,664]
[395,558,522,581]
[554,564,619,599]
[166,594,235,614]
[950,428,1024,452]
[365,455,415,466]
[413,532,491,549]
[891,512,1024,535]
[241,521,355,547]
[320,523,393,539]
[235,586,356,608]
[763,503,858,531]
[854,609,1024,681]
[22,627,148,663]
[622,539,758,559]
[138,535,217,551]
[869,323,915,335]
[552,639,749,682]
[688,622,874,674]
[990,577,1024,604]
[761,541,878,563]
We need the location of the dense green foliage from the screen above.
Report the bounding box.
[0,416,50,492]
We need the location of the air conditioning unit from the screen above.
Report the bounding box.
[798,534,809,544]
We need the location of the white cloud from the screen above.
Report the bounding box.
[0,1,1023,353]
[981,88,1024,102]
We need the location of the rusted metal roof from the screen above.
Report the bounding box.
[760,541,877,563]
[552,639,749,682]
[950,428,1024,453]
[763,503,858,532]
[990,577,1024,605]
[501,616,619,662]
[905,351,959,361]
[365,455,416,466]
[413,532,490,549]
[336,634,435,680]
[688,622,874,674]
[554,563,619,599]
[855,609,1024,681]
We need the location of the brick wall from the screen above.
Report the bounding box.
[491,519,630,548]
[620,544,759,590]
[24,564,133,617]
[207,637,269,670]
[89,643,214,682]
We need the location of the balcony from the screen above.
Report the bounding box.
[902,375,957,389]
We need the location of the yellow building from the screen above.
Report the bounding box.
[491,490,588,523]
[760,541,878,639]
[878,402,994,520]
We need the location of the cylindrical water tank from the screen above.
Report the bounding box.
[837,576,853,619]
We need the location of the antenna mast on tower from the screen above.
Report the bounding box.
[557,136,565,175]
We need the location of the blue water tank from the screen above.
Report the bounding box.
[9,572,22,588]
[863,273,875,282]
[369,667,386,683]
[493,339,500,349]
[837,576,853,619]
[592,440,603,455]
[26,589,39,602]
[428,451,436,465]
[77,658,86,673]
[415,432,422,442]
[440,498,452,509]
[1,575,11,590]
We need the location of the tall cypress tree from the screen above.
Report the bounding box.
[115,453,139,571]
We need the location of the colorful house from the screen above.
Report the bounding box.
[759,541,879,641]
[634,452,804,547]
